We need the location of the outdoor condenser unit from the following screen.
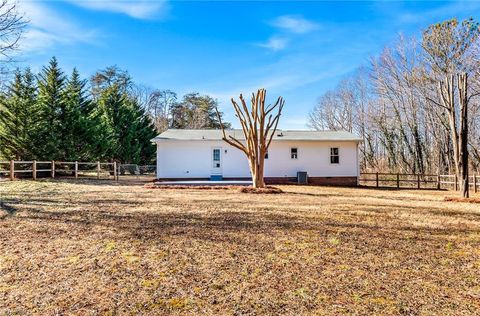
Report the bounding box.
[297,171,308,184]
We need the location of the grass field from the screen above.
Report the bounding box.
[1,180,479,315]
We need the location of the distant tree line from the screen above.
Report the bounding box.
[309,18,480,175]
[0,58,230,163]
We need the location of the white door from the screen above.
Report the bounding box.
[212,147,222,175]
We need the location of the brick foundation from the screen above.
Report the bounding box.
[307,176,358,187]
[156,176,358,187]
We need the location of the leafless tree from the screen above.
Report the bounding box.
[309,18,480,182]
[0,0,25,59]
[216,89,284,188]
[0,0,26,79]
[437,73,472,197]
[132,85,177,133]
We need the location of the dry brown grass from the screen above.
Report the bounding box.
[445,196,480,204]
[1,180,479,315]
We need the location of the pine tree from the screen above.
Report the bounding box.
[170,93,231,129]
[95,84,156,164]
[61,68,96,161]
[35,57,66,160]
[128,98,157,164]
[0,68,38,160]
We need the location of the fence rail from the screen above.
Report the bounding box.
[360,172,479,192]
[0,160,120,181]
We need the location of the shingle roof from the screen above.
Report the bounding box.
[152,129,362,142]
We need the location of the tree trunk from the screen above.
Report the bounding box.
[216,89,284,189]
[439,74,469,198]
[458,73,469,198]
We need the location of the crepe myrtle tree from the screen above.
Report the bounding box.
[215,88,284,188]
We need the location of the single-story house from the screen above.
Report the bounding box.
[152,129,362,186]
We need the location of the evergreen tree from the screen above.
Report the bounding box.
[0,59,159,164]
[35,57,66,159]
[0,68,38,160]
[129,98,157,164]
[61,68,96,161]
[90,65,132,100]
[170,92,231,129]
[95,85,156,164]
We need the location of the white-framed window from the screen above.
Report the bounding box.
[291,147,298,159]
[213,148,221,168]
[330,147,339,164]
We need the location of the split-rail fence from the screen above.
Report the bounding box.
[360,172,479,193]
[0,160,120,181]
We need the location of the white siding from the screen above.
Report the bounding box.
[156,140,359,178]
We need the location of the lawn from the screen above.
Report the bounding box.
[1,180,479,315]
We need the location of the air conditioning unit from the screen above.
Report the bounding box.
[297,171,308,184]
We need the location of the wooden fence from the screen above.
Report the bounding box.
[0,160,119,181]
[360,172,479,192]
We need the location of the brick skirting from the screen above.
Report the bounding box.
[156,176,358,187]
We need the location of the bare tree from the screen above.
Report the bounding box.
[309,69,378,171]
[0,0,26,67]
[309,18,480,180]
[438,73,472,197]
[216,89,284,188]
[132,85,177,133]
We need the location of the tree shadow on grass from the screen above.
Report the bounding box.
[12,178,154,187]
[2,183,479,245]
[0,199,20,216]
[10,198,479,246]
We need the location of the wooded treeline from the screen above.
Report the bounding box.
[309,18,480,175]
[0,58,230,164]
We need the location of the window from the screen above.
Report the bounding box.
[291,148,298,159]
[265,151,269,159]
[330,147,339,164]
[213,149,220,161]
[213,148,221,168]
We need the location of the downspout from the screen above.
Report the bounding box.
[356,141,360,186]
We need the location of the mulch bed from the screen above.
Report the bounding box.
[238,186,283,194]
[145,184,284,194]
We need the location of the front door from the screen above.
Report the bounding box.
[212,148,222,175]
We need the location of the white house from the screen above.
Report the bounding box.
[152,129,362,186]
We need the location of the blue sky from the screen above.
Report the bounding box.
[18,0,480,129]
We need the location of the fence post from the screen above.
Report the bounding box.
[9,160,14,181]
[417,174,420,189]
[97,161,100,179]
[51,160,55,178]
[474,174,477,194]
[437,174,441,190]
[113,161,118,181]
[376,172,379,188]
[75,161,78,179]
[454,174,458,191]
[32,160,37,180]
[396,173,400,189]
